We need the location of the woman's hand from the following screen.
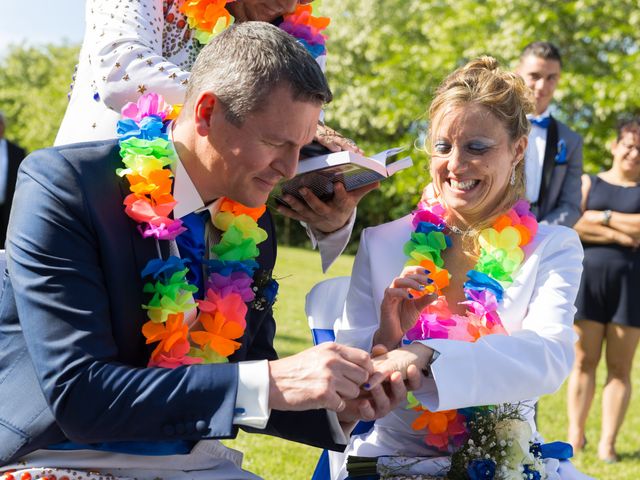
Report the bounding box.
[366,342,433,390]
[374,266,437,350]
[336,344,423,424]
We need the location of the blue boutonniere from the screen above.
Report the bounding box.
[250,269,279,311]
[555,138,567,164]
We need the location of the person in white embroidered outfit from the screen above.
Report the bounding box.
[332,57,592,479]
[55,0,376,270]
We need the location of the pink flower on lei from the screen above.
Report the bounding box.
[121,93,172,123]
[148,338,203,368]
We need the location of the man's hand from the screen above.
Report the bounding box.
[268,343,373,412]
[336,344,422,424]
[277,181,378,234]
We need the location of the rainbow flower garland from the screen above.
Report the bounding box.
[402,186,538,451]
[179,0,330,58]
[116,92,270,368]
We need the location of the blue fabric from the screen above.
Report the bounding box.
[311,449,332,480]
[47,440,193,456]
[175,210,210,299]
[540,441,574,460]
[352,421,374,435]
[312,328,336,345]
[529,116,550,129]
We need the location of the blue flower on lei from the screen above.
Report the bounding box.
[463,270,505,302]
[141,256,190,281]
[117,115,167,141]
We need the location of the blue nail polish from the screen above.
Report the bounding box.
[408,293,414,299]
[418,284,425,290]
[424,269,430,274]
[364,383,371,390]
[427,279,434,284]
[234,408,246,415]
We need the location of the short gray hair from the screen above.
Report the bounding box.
[186,21,332,125]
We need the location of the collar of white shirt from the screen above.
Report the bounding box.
[170,139,222,220]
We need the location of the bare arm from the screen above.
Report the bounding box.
[573,174,639,247]
[574,218,638,247]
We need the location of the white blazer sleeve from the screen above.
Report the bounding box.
[87,0,190,109]
[414,227,583,411]
[334,227,378,352]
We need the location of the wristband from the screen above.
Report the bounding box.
[422,350,440,378]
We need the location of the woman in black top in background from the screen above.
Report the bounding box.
[567,118,640,463]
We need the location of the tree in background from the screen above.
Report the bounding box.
[317,0,640,251]
[0,44,79,153]
[2,3,639,253]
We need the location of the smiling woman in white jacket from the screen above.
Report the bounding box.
[333,56,590,479]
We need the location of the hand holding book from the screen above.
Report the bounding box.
[273,145,413,208]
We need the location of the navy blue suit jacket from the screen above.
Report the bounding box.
[0,140,340,464]
[0,139,25,247]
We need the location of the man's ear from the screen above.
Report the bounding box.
[194,91,218,136]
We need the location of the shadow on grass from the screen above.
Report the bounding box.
[618,450,640,461]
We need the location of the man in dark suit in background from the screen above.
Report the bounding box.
[0,111,26,247]
[0,22,414,478]
[516,42,583,226]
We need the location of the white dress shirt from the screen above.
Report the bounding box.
[334,213,585,479]
[525,109,550,204]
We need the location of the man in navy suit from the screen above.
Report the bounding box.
[0,111,26,247]
[0,23,414,478]
[516,41,583,227]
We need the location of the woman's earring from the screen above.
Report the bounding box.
[510,166,516,186]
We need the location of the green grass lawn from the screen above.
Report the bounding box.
[223,246,640,479]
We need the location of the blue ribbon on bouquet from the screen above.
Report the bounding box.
[530,441,574,460]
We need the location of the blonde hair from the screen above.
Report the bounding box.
[426,56,535,251]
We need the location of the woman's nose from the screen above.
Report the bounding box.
[446,147,469,172]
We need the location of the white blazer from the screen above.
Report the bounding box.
[335,213,583,441]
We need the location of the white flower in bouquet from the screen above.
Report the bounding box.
[495,419,536,468]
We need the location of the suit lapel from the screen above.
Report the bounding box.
[537,116,559,215]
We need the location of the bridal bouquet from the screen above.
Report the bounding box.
[446,405,546,480]
[347,404,571,480]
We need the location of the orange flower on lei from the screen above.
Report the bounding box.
[190,290,247,358]
[412,407,468,450]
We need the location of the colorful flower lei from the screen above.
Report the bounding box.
[403,186,539,450]
[116,92,270,368]
[179,0,330,58]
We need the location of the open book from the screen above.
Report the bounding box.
[273,146,412,207]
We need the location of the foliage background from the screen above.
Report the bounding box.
[1,1,639,478]
[1,1,639,249]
